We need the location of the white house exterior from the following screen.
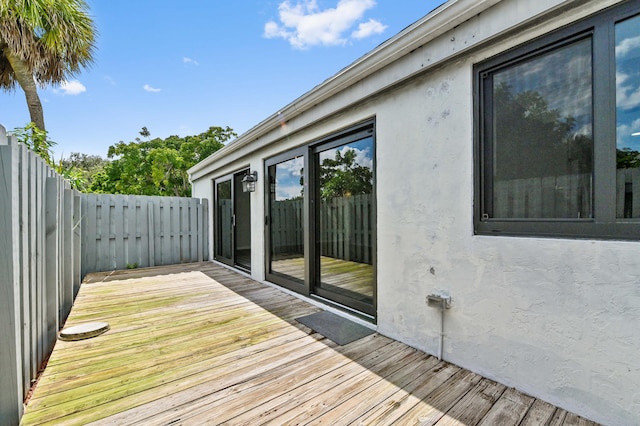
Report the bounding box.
[189,1,640,424]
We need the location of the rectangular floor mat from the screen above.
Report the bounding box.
[296,311,375,345]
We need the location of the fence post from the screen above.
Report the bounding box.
[203,198,209,260]
[44,177,59,356]
[0,127,24,424]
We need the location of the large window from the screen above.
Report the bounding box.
[475,1,640,239]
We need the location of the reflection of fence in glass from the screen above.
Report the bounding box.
[618,168,640,218]
[271,198,304,257]
[494,173,592,219]
[270,194,372,264]
[494,170,640,219]
[217,199,233,258]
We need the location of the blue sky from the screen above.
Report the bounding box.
[1,0,443,158]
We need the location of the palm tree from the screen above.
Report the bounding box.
[0,0,96,131]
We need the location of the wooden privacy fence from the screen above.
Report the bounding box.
[271,194,372,264]
[0,124,210,424]
[81,194,208,275]
[0,126,81,425]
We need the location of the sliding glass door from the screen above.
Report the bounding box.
[215,179,233,263]
[265,121,376,318]
[266,150,307,291]
[214,170,252,271]
[314,135,375,315]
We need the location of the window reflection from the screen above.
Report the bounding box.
[317,138,374,307]
[491,38,593,219]
[268,156,305,283]
[616,14,640,218]
[216,181,232,259]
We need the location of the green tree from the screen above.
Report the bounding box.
[0,0,96,130]
[90,126,236,196]
[319,148,372,199]
[61,152,108,190]
[12,123,85,188]
[617,147,640,169]
[493,82,592,180]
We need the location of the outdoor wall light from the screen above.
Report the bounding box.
[242,171,258,192]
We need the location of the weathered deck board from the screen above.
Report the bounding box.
[21,262,600,426]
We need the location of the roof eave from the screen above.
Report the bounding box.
[188,0,502,179]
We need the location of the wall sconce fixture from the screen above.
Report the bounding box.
[242,170,258,192]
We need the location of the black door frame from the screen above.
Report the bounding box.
[213,168,251,271]
[264,119,377,320]
[310,126,376,317]
[264,147,309,293]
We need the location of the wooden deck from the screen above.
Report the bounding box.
[21,262,599,426]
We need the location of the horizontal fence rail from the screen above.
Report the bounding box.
[81,194,208,275]
[0,127,81,424]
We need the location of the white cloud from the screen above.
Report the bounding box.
[616,71,640,110]
[183,57,199,65]
[55,80,86,96]
[617,117,640,150]
[352,18,386,39]
[616,35,640,58]
[143,84,161,93]
[264,0,382,49]
[321,146,373,170]
[278,156,304,177]
[276,183,304,200]
[103,75,117,86]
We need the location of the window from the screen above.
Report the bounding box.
[475,1,640,239]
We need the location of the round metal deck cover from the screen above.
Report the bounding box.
[59,322,110,341]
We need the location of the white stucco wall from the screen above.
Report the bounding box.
[374,65,640,426]
[191,1,639,424]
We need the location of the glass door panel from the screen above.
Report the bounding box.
[214,170,252,270]
[215,180,233,264]
[616,14,640,218]
[315,136,374,314]
[268,156,305,284]
[233,173,252,270]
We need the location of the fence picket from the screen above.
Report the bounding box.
[62,188,74,321]
[44,177,59,356]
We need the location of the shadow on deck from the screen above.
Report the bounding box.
[21,262,599,425]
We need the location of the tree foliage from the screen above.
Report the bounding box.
[319,148,372,199]
[61,152,108,190]
[617,147,640,169]
[12,123,86,188]
[493,82,593,180]
[89,126,236,197]
[0,0,96,130]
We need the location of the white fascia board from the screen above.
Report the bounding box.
[188,0,585,181]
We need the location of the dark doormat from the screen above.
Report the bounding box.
[296,311,375,345]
